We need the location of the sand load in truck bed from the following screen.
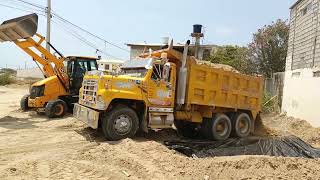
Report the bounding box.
[0,13,38,42]
[194,58,240,73]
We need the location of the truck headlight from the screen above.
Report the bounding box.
[97,95,104,103]
[96,95,107,110]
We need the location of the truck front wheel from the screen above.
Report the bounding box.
[202,114,232,141]
[101,105,139,141]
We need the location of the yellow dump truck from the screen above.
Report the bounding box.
[74,41,264,141]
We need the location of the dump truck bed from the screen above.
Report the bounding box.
[186,60,263,112]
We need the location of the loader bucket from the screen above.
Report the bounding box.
[0,13,38,42]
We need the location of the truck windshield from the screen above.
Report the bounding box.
[121,68,148,78]
[119,58,151,77]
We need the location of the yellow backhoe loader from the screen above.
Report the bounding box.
[0,13,98,118]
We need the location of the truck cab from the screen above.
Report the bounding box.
[74,56,177,140]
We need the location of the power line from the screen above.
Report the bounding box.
[1,0,129,53]
[52,19,124,60]
[0,3,45,15]
[10,0,45,9]
[0,0,127,59]
[51,11,130,53]
[0,0,45,12]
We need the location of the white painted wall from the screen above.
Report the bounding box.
[17,68,43,79]
[282,68,320,127]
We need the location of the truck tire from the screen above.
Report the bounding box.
[101,105,139,141]
[20,95,30,111]
[45,99,68,118]
[232,113,252,138]
[202,114,232,141]
[174,120,198,138]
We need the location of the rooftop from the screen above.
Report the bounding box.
[98,59,125,63]
[126,43,217,48]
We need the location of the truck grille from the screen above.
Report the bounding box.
[81,79,98,107]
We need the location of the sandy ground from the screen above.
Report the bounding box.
[0,85,320,180]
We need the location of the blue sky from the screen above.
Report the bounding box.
[0,0,296,69]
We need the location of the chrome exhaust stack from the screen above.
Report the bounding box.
[176,40,191,107]
[0,13,38,42]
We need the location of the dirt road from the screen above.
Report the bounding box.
[0,85,320,179]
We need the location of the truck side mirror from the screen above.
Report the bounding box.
[163,63,171,82]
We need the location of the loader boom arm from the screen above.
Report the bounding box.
[0,13,69,90]
[14,33,69,89]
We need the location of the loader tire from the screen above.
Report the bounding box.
[174,120,198,138]
[202,114,232,141]
[101,105,139,141]
[20,95,30,111]
[45,99,68,118]
[232,113,252,138]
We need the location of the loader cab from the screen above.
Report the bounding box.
[65,56,98,94]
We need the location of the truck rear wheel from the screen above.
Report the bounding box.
[202,114,232,141]
[20,95,30,111]
[101,105,139,141]
[232,113,252,138]
[174,120,198,138]
[45,99,68,118]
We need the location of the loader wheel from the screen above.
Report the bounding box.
[232,113,252,138]
[20,95,30,111]
[202,114,232,141]
[101,105,139,141]
[174,120,198,138]
[45,99,68,118]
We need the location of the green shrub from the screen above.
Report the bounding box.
[0,68,16,75]
[0,73,14,85]
[262,92,278,113]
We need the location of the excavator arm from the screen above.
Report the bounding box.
[0,13,69,90]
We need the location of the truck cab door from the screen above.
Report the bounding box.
[147,63,176,128]
[147,63,175,107]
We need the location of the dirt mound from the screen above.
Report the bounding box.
[1,85,320,179]
[260,114,320,147]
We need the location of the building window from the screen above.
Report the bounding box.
[300,52,306,62]
[292,72,301,78]
[313,71,320,77]
[301,3,313,16]
[105,64,110,70]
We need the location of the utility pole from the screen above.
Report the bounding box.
[46,0,51,51]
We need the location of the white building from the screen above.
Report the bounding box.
[97,59,124,73]
[282,0,320,127]
[127,42,217,60]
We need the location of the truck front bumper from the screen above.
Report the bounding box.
[73,103,100,129]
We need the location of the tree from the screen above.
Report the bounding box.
[206,45,254,74]
[248,20,289,78]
